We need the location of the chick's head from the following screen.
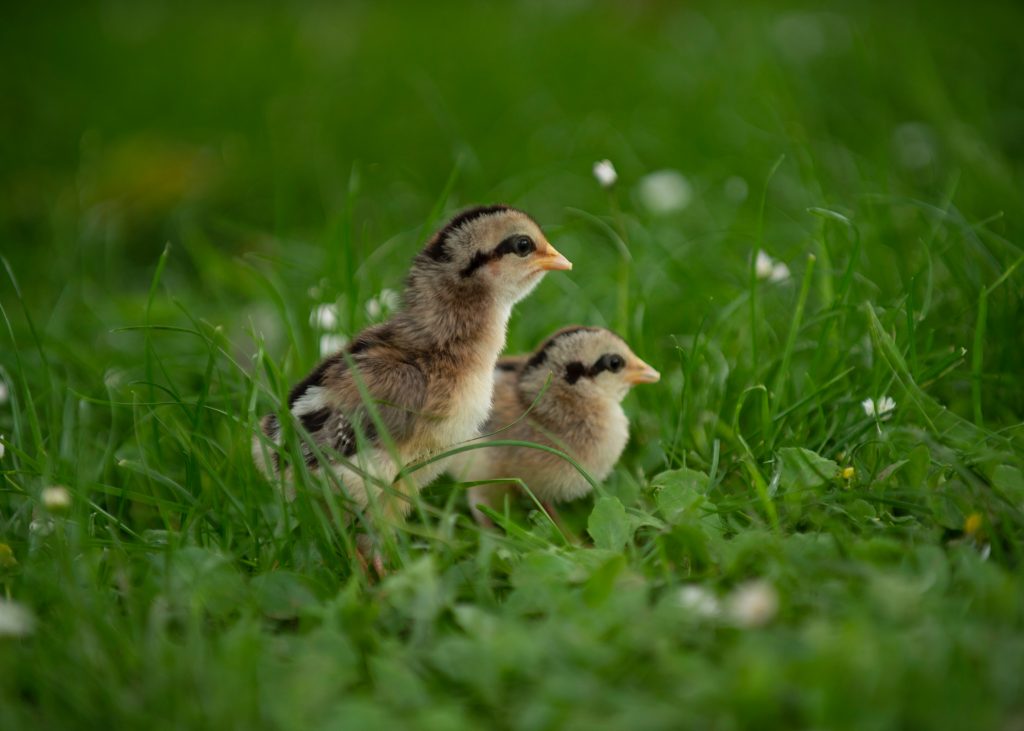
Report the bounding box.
[522,327,660,402]
[415,206,571,306]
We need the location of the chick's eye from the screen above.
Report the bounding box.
[608,355,625,372]
[513,236,534,257]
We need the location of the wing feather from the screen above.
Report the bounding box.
[258,327,427,473]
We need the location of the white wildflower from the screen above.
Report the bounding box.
[0,380,8,405]
[638,170,693,214]
[724,175,749,202]
[29,519,54,537]
[319,333,348,356]
[755,250,791,282]
[365,289,399,320]
[42,486,71,512]
[677,585,721,619]
[768,260,790,283]
[727,580,779,628]
[104,368,128,391]
[0,435,5,460]
[310,303,338,330]
[862,396,896,419]
[593,159,618,189]
[379,288,400,311]
[0,599,36,638]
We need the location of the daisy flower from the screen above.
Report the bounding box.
[862,396,896,419]
[727,580,779,628]
[592,159,618,189]
[755,250,791,282]
[310,302,339,330]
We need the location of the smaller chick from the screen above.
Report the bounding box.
[450,326,660,526]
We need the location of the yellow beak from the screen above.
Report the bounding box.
[536,243,573,271]
[625,359,661,384]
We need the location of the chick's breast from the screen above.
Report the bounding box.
[453,368,596,504]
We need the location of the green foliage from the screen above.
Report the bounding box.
[2,1,1024,730]
[587,496,631,551]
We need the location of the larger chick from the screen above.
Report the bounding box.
[450,326,659,526]
[253,205,572,525]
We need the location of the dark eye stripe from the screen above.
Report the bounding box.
[592,353,625,374]
[459,235,536,277]
[459,250,491,277]
[564,353,625,384]
[565,361,586,384]
[494,235,535,257]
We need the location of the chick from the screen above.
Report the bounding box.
[450,326,659,526]
[253,205,572,529]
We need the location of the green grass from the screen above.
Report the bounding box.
[2,2,1024,729]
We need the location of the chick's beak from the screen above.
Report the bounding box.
[625,358,661,385]
[536,242,573,271]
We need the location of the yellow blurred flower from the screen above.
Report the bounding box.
[964,512,983,537]
[841,466,855,480]
[0,543,16,569]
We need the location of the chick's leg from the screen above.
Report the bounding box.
[355,533,387,579]
[346,453,404,579]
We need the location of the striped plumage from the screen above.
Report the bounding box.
[252,206,572,526]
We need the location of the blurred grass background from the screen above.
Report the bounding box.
[2,1,1024,730]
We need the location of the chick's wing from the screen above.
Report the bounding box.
[288,351,427,463]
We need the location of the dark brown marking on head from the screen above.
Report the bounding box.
[589,353,626,377]
[493,234,535,258]
[564,353,627,384]
[425,204,514,262]
[526,349,548,369]
[523,326,597,373]
[565,361,586,384]
[459,234,537,278]
[496,361,519,372]
[459,250,491,278]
